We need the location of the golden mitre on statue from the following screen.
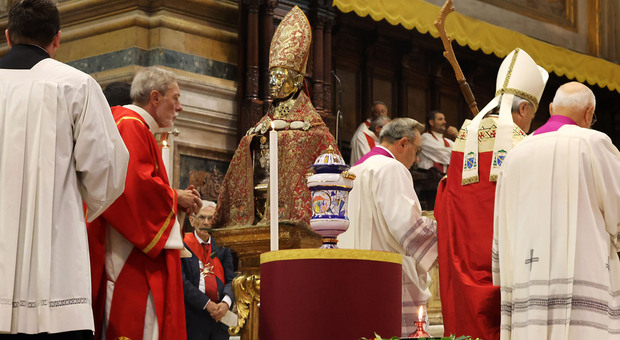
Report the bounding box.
[269,6,312,75]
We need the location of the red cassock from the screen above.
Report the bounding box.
[435,150,500,340]
[87,106,186,340]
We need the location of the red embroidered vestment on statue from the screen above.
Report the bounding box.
[215,92,338,228]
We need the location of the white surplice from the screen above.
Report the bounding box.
[0,58,129,334]
[493,125,620,339]
[417,131,453,172]
[339,149,438,336]
[349,120,378,165]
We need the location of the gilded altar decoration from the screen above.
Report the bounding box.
[229,275,260,336]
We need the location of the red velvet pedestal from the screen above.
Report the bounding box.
[260,249,402,340]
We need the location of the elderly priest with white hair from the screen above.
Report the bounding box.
[493,81,620,339]
[340,118,438,337]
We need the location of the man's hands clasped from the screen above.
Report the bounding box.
[205,300,229,322]
[176,184,202,215]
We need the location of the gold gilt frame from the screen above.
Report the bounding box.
[479,0,577,31]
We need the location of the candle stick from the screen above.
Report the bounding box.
[162,139,171,182]
[269,122,279,251]
[409,305,430,338]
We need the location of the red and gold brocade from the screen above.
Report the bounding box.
[215,92,338,229]
[268,6,311,75]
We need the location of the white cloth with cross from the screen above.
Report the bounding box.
[492,124,620,339]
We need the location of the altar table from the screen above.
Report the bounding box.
[260,248,402,340]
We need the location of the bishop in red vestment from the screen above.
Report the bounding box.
[435,49,548,340]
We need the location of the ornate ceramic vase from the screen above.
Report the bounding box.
[306,146,355,248]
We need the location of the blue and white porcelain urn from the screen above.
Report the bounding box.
[306,145,356,249]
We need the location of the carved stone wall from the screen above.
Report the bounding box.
[0,0,240,183]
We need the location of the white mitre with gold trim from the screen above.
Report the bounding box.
[461,48,549,185]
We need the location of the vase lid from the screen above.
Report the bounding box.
[309,145,349,172]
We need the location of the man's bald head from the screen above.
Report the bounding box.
[550,82,596,128]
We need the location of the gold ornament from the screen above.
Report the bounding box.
[201,263,214,278]
[268,6,311,75]
[269,96,296,119]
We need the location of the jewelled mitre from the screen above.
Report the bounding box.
[269,6,312,75]
[462,48,549,185]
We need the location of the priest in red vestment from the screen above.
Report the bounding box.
[214,6,338,229]
[434,49,548,340]
[87,66,202,340]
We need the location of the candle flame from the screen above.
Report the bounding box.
[162,140,168,147]
[418,305,424,321]
[271,121,275,130]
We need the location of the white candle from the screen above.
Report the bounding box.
[162,139,171,182]
[269,123,279,251]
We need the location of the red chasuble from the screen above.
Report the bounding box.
[87,106,185,340]
[434,119,525,340]
[214,92,338,228]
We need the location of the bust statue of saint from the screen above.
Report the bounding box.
[251,66,305,220]
[214,6,339,229]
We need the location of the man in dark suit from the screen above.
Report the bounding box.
[182,201,236,340]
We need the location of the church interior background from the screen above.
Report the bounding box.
[2,0,619,338]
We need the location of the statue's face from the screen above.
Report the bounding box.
[269,67,301,99]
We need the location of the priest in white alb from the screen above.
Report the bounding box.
[416,110,453,209]
[350,101,389,164]
[340,118,438,336]
[0,0,129,338]
[417,110,453,174]
[493,81,620,339]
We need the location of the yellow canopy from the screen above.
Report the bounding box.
[333,0,620,93]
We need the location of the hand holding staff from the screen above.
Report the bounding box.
[434,0,479,116]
